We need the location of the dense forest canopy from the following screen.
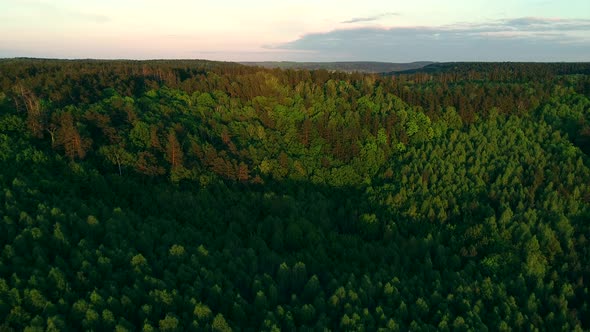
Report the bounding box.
[0,58,590,331]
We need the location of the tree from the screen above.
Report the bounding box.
[300,118,313,147]
[166,130,183,169]
[212,314,232,332]
[130,121,151,149]
[237,162,250,182]
[150,125,162,150]
[55,112,90,160]
[159,313,179,331]
[99,145,134,175]
[14,84,44,138]
[136,151,165,176]
[194,303,212,322]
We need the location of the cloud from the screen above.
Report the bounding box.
[505,17,558,26]
[494,17,590,32]
[267,17,590,62]
[341,12,399,24]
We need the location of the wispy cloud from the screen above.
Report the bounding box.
[341,12,399,24]
[504,17,590,31]
[267,17,590,62]
[505,17,560,26]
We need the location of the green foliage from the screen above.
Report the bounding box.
[130,121,151,149]
[0,59,589,331]
[212,314,232,332]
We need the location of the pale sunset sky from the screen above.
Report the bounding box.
[0,0,589,61]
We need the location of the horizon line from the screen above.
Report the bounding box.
[1,57,589,64]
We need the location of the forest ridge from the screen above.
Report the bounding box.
[239,61,434,73]
[0,59,590,330]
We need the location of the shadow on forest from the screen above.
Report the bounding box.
[33,159,453,278]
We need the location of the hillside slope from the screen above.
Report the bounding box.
[0,59,589,330]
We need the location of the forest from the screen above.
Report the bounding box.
[0,58,590,331]
[239,61,433,73]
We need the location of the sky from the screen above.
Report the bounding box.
[0,0,589,62]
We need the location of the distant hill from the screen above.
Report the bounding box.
[240,61,434,73]
[390,62,590,76]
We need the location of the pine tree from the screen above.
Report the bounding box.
[166,130,183,169]
[56,112,90,160]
